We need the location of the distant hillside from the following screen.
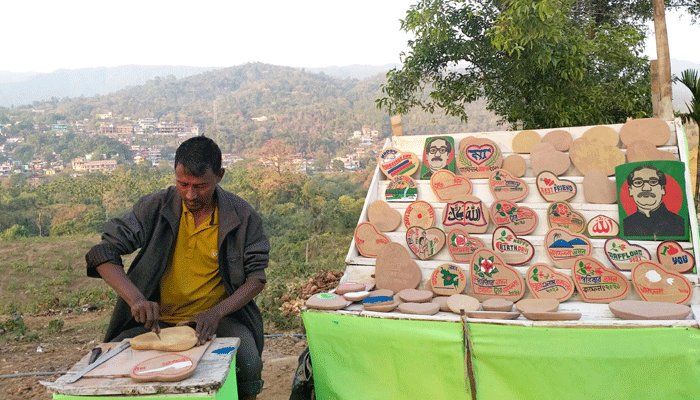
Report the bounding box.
[308,64,399,79]
[10,63,499,155]
[0,65,213,107]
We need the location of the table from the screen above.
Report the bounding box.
[42,337,240,400]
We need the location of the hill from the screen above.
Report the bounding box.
[0,65,213,107]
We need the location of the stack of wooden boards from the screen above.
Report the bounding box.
[310,119,699,325]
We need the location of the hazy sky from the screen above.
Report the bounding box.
[0,0,698,73]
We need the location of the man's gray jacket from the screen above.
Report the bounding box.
[85,185,268,354]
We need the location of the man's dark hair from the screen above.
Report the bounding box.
[428,136,452,153]
[626,165,666,187]
[174,136,222,176]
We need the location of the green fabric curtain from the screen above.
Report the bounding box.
[303,311,469,400]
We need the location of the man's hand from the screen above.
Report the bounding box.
[130,299,160,330]
[193,308,222,345]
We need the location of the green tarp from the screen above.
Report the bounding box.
[304,311,700,400]
[303,311,469,400]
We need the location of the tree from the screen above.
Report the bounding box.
[376,0,697,129]
[675,69,700,126]
[255,139,296,175]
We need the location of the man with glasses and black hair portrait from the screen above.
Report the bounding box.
[421,136,455,179]
[85,136,268,400]
[623,164,684,237]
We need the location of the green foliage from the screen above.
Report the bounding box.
[675,69,700,125]
[47,318,64,333]
[0,314,28,341]
[0,224,29,240]
[377,0,655,129]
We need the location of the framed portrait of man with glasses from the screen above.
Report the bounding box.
[616,161,689,240]
[420,136,456,179]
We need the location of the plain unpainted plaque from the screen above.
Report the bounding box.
[522,311,581,321]
[406,226,446,260]
[446,228,485,262]
[403,200,436,229]
[429,169,473,202]
[488,169,529,202]
[457,136,503,178]
[609,300,691,320]
[490,200,538,235]
[431,296,452,312]
[374,243,422,293]
[582,125,620,147]
[469,249,525,301]
[305,293,351,310]
[619,117,671,147]
[656,241,695,273]
[585,215,620,238]
[515,298,560,313]
[603,238,652,271]
[525,263,575,302]
[398,288,434,303]
[530,142,570,176]
[465,310,521,320]
[501,154,527,177]
[398,302,440,315]
[512,130,542,153]
[631,261,692,304]
[625,140,675,162]
[367,200,402,232]
[583,171,617,204]
[544,228,592,269]
[572,257,630,303]
[130,326,198,352]
[491,226,534,266]
[541,129,573,151]
[369,288,394,297]
[547,201,586,234]
[481,298,514,312]
[536,171,577,202]
[353,222,390,257]
[446,294,481,314]
[570,138,625,176]
[335,282,366,295]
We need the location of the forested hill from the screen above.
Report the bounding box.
[12,63,501,154]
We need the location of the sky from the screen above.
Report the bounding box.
[0,0,698,73]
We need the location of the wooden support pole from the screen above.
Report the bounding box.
[651,60,661,117]
[390,115,403,136]
[652,0,674,120]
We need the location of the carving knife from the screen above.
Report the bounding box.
[62,340,131,384]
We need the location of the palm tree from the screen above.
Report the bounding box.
[675,69,700,125]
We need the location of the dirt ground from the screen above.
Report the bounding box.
[0,310,303,400]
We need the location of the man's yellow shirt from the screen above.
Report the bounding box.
[160,202,227,324]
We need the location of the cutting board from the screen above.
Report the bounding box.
[85,339,212,378]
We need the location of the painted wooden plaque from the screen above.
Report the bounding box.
[469,248,525,301]
[354,222,390,257]
[489,200,538,235]
[305,293,352,310]
[430,264,467,296]
[429,170,472,202]
[585,215,619,238]
[420,136,456,179]
[406,226,446,260]
[457,136,503,178]
[403,200,436,229]
[488,169,528,202]
[525,263,575,302]
[385,175,418,202]
[631,261,692,304]
[603,238,651,271]
[367,200,402,232]
[544,228,592,269]
[378,147,420,179]
[446,228,485,262]
[442,196,489,233]
[572,257,630,303]
[656,241,695,273]
[536,171,576,202]
[547,202,586,234]
[491,226,534,266]
[616,161,690,241]
[131,354,196,382]
[375,243,422,293]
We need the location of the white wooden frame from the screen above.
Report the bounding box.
[341,120,699,327]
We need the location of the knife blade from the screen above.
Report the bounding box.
[62,341,131,384]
